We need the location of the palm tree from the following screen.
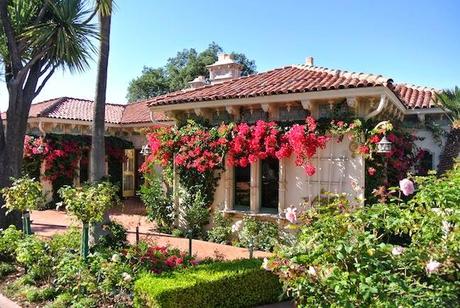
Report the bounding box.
[89,0,113,244]
[0,0,97,228]
[436,86,460,129]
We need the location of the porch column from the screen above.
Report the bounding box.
[278,158,286,214]
[223,164,234,211]
[172,158,180,226]
[250,161,260,213]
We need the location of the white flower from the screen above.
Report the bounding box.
[262,258,270,271]
[426,259,441,274]
[111,253,121,263]
[442,221,453,237]
[55,202,63,210]
[392,246,404,256]
[307,266,317,277]
[122,272,132,282]
[231,220,243,233]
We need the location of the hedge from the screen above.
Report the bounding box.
[134,259,283,308]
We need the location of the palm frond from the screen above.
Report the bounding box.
[22,0,98,73]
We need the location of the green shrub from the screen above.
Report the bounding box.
[54,253,97,295]
[139,171,174,233]
[171,228,184,237]
[183,190,210,239]
[98,220,128,250]
[266,167,460,307]
[207,212,232,244]
[48,228,81,257]
[0,261,16,278]
[0,225,24,260]
[134,259,282,308]
[15,236,52,280]
[25,286,56,302]
[237,216,279,251]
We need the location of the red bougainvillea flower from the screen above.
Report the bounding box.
[358,145,370,154]
[369,135,380,144]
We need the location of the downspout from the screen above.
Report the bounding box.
[364,94,387,121]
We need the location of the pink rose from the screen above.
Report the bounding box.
[399,178,415,196]
[285,207,297,223]
[426,260,441,274]
[392,246,404,256]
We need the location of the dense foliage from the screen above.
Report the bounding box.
[265,165,460,307]
[1,176,44,214]
[134,259,282,308]
[23,134,132,182]
[126,42,257,101]
[139,171,174,233]
[0,227,199,307]
[59,181,120,224]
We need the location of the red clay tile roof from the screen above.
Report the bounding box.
[7,97,169,124]
[145,65,439,110]
[43,97,125,124]
[29,97,64,117]
[121,101,169,124]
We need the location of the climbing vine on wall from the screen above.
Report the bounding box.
[142,116,427,207]
[23,134,133,183]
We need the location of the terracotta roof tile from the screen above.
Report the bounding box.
[42,97,124,123]
[16,97,170,125]
[145,65,439,110]
[121,101,170,124]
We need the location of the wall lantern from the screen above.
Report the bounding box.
[377,135,392,154]
[140,144,151,156]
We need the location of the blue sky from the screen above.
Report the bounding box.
[1,0,459,111]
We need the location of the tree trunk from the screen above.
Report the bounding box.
[0,87,36,229]
[89,4,112,245]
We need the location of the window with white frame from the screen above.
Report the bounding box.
[228,158,282,215]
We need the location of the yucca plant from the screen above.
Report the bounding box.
[436,86,460,129]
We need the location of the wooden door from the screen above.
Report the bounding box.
[122,149,135,197]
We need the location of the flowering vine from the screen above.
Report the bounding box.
[23,134,132,182]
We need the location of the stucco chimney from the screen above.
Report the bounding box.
[305,56,314,66]
[206,53,242,84]
[189,75,207,89]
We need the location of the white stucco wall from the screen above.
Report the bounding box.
[211,138,365,217]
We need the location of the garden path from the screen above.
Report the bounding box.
[30,198,271,261]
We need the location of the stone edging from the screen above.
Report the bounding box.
[0,293,20,308]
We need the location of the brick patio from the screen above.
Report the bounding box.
[30,198,271,260]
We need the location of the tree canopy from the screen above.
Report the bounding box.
[126,42,256,102]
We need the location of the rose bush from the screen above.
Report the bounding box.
[264,165,460,307]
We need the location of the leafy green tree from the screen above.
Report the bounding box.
[126,42,257,102]
[0,0,97,228]
[59,181,120,259]
[1,176,44,234]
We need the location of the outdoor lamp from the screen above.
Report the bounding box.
[377,135,392,154]
[140,144,151,156]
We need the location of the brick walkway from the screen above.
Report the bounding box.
[30,198,271,260]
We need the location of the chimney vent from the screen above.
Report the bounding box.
[305,56,314,66]
[206,53,242,84]
[189,75,207,89]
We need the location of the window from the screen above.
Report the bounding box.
[418,151,433,175]
[234,165,250,210]
[260,158,279,213]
